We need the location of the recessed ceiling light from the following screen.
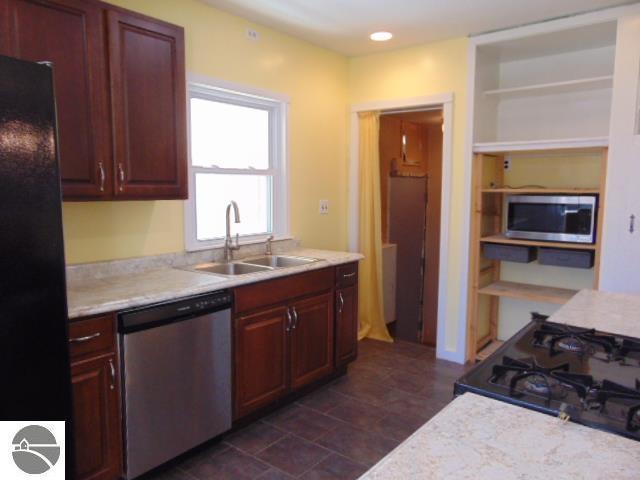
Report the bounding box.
[370,31,393,42]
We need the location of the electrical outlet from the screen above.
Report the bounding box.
[319,200,329,215]
[247,28,260,40]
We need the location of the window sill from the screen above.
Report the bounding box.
[185,234,294,253]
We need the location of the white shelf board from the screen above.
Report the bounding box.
[484,76,614,99]
[473,136,609,154]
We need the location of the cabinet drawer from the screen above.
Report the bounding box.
[335,263,358,288]
[234,268,334,314]
[68,314,116,361]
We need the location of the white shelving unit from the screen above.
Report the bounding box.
[472,21,618,147]
[483,75,613,98]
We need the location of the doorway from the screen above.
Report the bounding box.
[379,109,443,345]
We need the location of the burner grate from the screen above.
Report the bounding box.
[532,323,618,356]
[590,379,640,432]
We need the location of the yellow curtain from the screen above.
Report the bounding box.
[358,111,393,342]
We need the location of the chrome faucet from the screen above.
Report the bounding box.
[265,235,274,255]
[224,201,241,262]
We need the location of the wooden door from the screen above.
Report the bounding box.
[290,293,334,390]
[234,306,289,419]
[107,9,187,199]
[335,285,358,367]
[0,0,112,198]
[71,354,122,480]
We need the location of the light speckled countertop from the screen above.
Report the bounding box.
[66,248,363,319]
[360,392,640,480]
[549,289,640,338]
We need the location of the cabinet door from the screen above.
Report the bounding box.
[235,306,289,419]
[290,293,334,390]
[71,354,122,480]
[107,10,187,199]
[0,0,112,198]
[335,285,358,367]
[600,14,640,292]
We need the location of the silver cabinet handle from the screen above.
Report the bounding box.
[291,306,299,330]
[286,308,293,332]
[98,162,105,192]
[118,163,125,192]
[630,214,636,234]
[338,292,344,314]
[69,332,101,343]
[108,359,116,390]
[342,272,356,279]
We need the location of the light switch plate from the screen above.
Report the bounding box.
[319,200,329,214]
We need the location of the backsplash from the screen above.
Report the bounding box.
[66,238,300,283]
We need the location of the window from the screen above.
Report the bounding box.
[185,78,289,251]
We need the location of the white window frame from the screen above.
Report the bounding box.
[185,74,290,252]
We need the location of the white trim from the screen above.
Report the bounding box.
[189,73,291,104]
[184,74,290,252]
[470,3,640,46]
[473,137,609,153]
[349,92,460,362]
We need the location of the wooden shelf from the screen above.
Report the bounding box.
[483,75,613,98]
[476,340,505,362]
[480,234,597,251]
[473,137,609,154]
[481,187,600,194]
[478,281,578,305]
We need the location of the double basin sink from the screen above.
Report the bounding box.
[182,255,319,277]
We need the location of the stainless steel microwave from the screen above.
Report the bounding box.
[505,195,597,244]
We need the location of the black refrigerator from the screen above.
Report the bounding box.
[0,54,73,470]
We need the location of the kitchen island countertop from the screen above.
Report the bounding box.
[66,248,363,319]
[359,392,640,480]
[549,289,640,338]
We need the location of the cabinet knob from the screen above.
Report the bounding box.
[630,214,636,234]
[98,162,105,192]
[118,163,125,192]
[286,308,293,332]
[108,359,116,390]
[68,332,101,343]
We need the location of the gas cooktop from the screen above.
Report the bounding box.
[455,314,640,441]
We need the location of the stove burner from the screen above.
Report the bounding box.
[532,323,618,356]
[490,356,574,402]
[589,379,640,432]
[522,374,567,399]
[556,337,587,354]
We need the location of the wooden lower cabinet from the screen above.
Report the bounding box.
[234,306,290,419]
[290,293,334,390]
[335,285,358,367]
[233,266,359,420]
[71,353,122,480]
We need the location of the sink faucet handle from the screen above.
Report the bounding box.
[265,235,274,255]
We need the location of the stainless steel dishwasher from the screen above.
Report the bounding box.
[118,290,232,479]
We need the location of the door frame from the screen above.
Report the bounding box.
[349,93,456,362]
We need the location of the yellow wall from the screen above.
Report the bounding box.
[349,38,470,353]
[63,0,349,264]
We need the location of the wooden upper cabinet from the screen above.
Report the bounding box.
[107,9,187,199]
[0,0,112,198]
[290,293,334,390]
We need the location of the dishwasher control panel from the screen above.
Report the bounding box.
[119,290,232,333]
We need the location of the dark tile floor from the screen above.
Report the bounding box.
[144,338,470,480]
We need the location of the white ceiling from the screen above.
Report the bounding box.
[202,0,636,56]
